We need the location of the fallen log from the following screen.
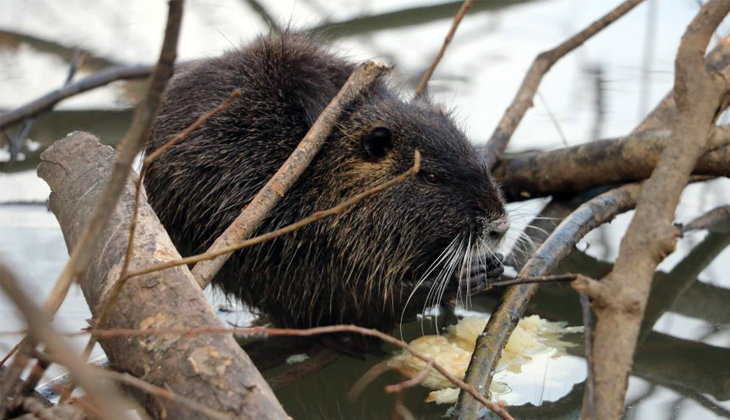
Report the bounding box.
[38,131,288,420]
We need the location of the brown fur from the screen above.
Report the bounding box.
[144,34,508,332]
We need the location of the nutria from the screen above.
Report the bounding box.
[144,34,509,334]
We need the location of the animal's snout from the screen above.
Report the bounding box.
[485,216,510,244]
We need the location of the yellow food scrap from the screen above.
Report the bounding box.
[389,315,582,404]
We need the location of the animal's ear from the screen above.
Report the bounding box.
[362,127,393,161]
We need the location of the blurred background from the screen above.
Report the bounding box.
[1,0,729,418]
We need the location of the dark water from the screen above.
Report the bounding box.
[1,0,730,418]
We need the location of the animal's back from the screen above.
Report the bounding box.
[145,35,353,258]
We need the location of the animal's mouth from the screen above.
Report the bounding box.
[410,252,504,296]
[450,252,504,294]
[399,236,506,322]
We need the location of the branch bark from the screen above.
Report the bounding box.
[571,2,730,418]
[191,61,391,288]
[492,128,730,200]
[37,132,288,420]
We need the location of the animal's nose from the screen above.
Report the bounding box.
[487,218,509,242]
[488,229,503,241]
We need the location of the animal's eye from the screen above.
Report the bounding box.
[422,172,438,185]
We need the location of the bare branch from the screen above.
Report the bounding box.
[492,128,730,200]
[0,64,158,130]
[683,205,730,232]
[7,49,87,160]
[484,273,578,289]
[481,0,644,169]
[126,150,421,280]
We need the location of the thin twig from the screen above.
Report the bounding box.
[7,323,514,418]
[86,325,513,420]
[481,0,644,169]
[485,273,578,289]
[191,61,391,289]
[413,0,473,98]
[124,150,421,281]
[537,91,569,147]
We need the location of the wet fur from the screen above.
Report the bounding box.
[144,34,507,331]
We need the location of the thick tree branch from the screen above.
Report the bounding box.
[572,2,730,418]
[492,128,730,200]
[37,132,289,420]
